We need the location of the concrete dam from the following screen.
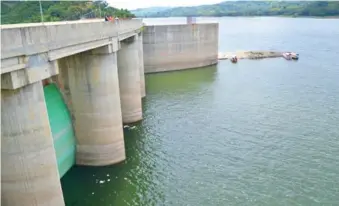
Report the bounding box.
[0,19,219,205]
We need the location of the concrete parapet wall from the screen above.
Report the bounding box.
[1,19,142,60]
[1,19,143,91]
[143,23,219,73]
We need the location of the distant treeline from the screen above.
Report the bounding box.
[1,0,135,24]
[135,1,339,18]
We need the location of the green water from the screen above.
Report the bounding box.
[61,17,339,205]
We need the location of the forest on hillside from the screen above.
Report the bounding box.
[135,1,339,17]
[1,0,135,24]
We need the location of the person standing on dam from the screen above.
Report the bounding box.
[114,16,119,25]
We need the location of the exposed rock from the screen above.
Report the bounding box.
[218,51,283,60]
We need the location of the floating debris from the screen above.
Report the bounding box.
[124,125,136,130]
[99,180,105,184]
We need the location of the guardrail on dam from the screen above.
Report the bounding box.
[1,19,219,206]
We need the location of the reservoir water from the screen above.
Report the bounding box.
[61,17,339,206]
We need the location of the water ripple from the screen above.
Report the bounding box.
[62,17,339,206]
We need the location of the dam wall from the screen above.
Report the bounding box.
[142,23,219,73]
[1,20,143,206]
[1,19,220,205]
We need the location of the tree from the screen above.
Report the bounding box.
[0,0,135,24]
[133,1,339,18]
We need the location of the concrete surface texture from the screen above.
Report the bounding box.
[52,58,74,121]
[143,23,219,73]
[1,53,59,90]
[138,33,146,97]
[117,36,143,123]
[65,47,125,166]
[1,19,142,60]
[1,81,64,206]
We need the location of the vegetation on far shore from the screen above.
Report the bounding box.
[1,1,338,25]
[133,1,339,18]
[1,0,135,24]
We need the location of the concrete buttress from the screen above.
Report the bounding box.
[65,46,125,166]
[1,81,65,206]
[117,35,143,123]
[138,33,146,98]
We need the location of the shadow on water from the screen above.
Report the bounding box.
[144,65,218,95]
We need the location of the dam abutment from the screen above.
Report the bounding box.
[142,23,219,73]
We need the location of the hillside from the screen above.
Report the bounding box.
[134,1,339,17]
[1,0,135,24]
[131,7,172,17]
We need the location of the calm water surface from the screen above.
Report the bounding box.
[62,17,339,206]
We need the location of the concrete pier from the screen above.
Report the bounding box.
[65,46,125,166]
[138,33,146,97]
[117,35,143,123]
[1,82,64,206]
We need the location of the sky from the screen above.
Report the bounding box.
[107,0,224,10]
